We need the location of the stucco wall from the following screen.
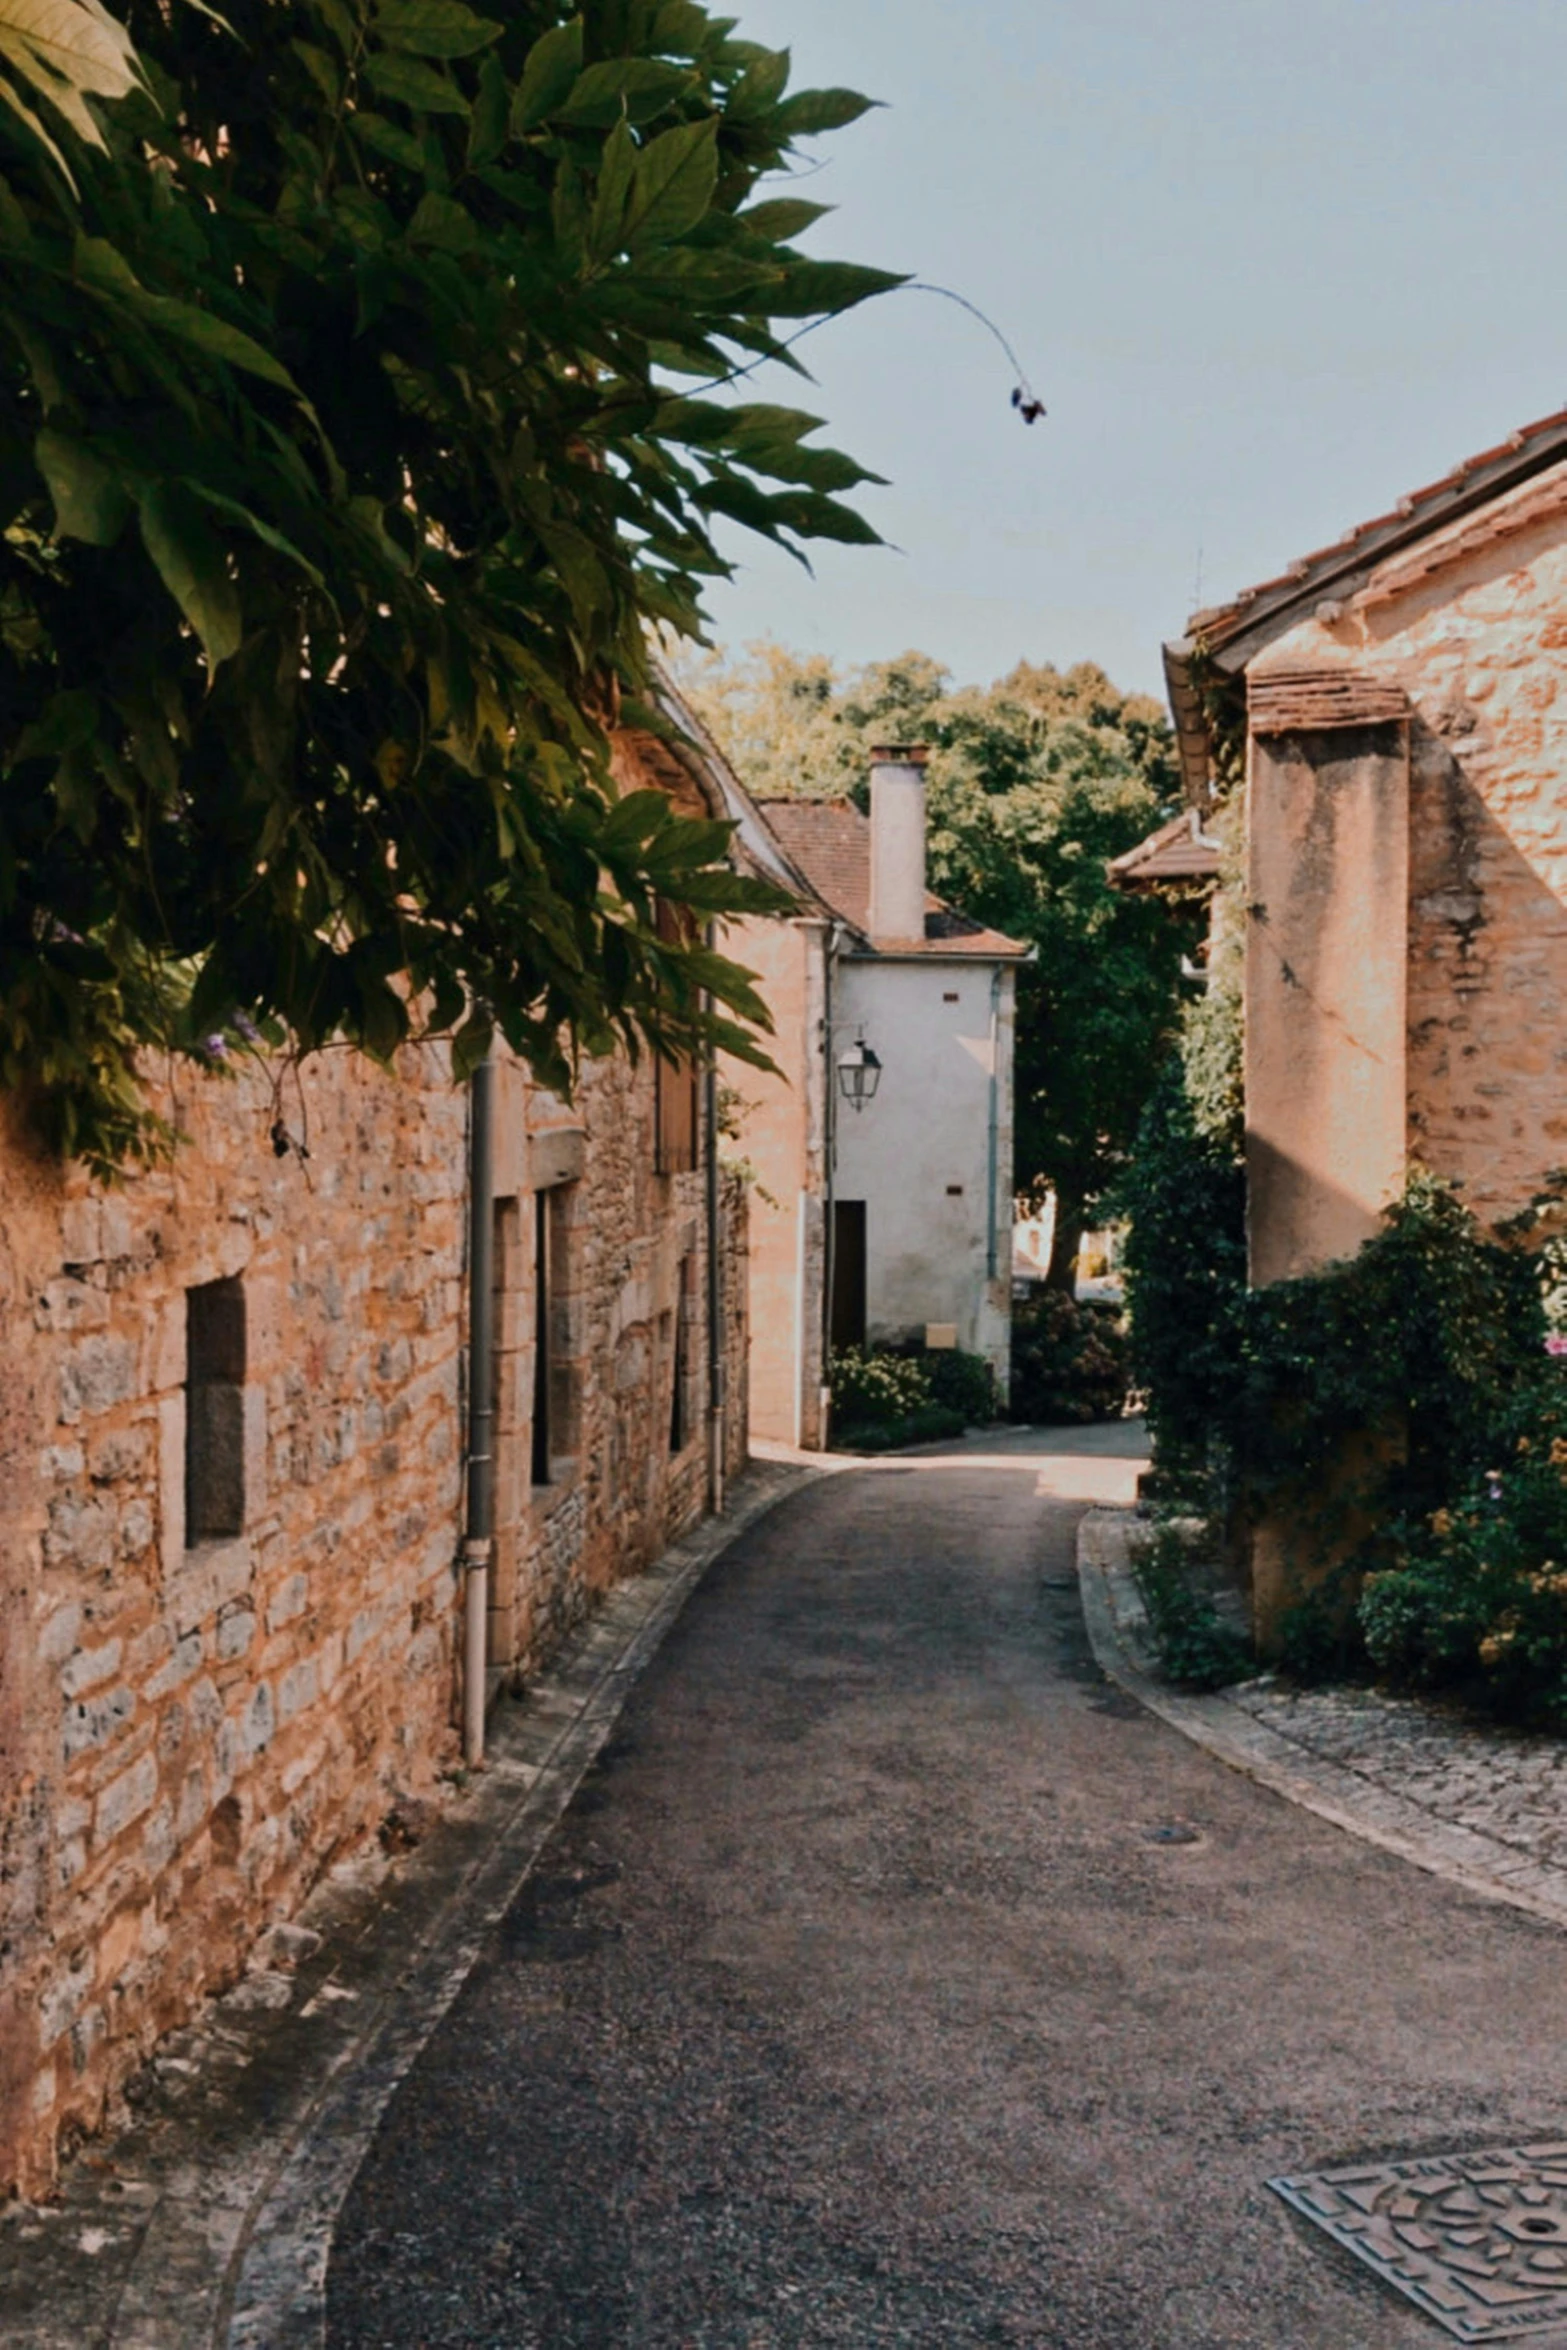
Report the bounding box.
[1249,471,1567,1236]
[0,1024,742,2195]
[1245,724,1410,1282]
[718,914,829,1449]
[833,956,1015,1382]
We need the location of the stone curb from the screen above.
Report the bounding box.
[1077,1506,1567,1935]
[1,1460,821,2350]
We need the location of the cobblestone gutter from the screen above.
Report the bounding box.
[1079,1506,1567,1933]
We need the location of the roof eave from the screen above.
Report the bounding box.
[1168,407,1567,793]
[1163,639,1213,807]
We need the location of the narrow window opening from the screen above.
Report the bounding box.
[531,1190,551,1487]
[186,1276,246,1543]
[669,1254,693,1452]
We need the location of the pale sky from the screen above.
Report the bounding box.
[698,0,1567,701]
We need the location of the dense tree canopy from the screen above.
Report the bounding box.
[676,641,1201,1277]
[0,0,898,1168]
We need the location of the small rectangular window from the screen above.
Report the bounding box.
[669,1254,694,1453]
[531,1190,551,1488]
[186,1277,246,1542]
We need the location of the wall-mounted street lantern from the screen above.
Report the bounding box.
[835,1032,882,1112]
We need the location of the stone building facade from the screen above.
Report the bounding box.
[1167,407,1567,1271]
[1161,406,1567,1627]
[0,750,750,2196]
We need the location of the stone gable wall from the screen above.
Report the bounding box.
[0,1024,745,2194]
[1250,493,1567,1228]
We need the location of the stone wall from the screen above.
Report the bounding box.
[0,1023,745,2194]
[1248,468,1567,1233]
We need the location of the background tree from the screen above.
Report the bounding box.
[676,640,1200,1283]
[0,0,899,1169]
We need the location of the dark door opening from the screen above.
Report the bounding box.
[830,1200,867,1353]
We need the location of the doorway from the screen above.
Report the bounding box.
[830,1200,867,1353]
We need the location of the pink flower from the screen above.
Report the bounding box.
[1547,1333,1567,1357]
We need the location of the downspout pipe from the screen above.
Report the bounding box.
[986,964,1002,1282]
[462,1048,496,1768]
[703,925,726,1516]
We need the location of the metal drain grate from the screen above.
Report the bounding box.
[1272,2142,1567,2341]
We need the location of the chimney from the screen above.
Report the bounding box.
[868,744,929,945]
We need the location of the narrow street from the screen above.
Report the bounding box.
[327,1434,1567,2350]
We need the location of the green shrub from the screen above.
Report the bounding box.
[1130,1521,1253,1691]
[1275,1575,1366,1685]
[1009,1289,1131,1423]
[922,1347,997,1425]
[1113,1059,1247,1473]
[828,1344,997,1449]
[1358,1400,1567,1721]
[839,1405,967,1454]
[827,1347,932,1431]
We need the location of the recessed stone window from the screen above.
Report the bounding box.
[669,1252,696,1453]
[185,1277,247,1543]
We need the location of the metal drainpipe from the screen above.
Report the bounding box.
[986,964,1002,1281]
[820,922,838,1433]
[703,926,725,1517]
[462,1049,496,1768]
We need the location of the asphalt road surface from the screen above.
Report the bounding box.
[327,1431,1567,2348]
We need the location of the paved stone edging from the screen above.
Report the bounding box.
[1,1460,820,2350]
[1078,1506,1567,1933]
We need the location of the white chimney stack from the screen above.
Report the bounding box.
[868,744,929,945]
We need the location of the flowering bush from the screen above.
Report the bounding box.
[1009,1290,1131,1424]
[828,1348,934,1428]
[1359,1390,1567,1721]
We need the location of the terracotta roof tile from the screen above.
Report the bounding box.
[756,798,1028,959]
[1107,808,1222,893]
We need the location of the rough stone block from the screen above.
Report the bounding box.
[44,1490,115,1573]
[217,1607,256,1662]
[158,1393,186,1575]
[145,1629,203,1700]
[36,1278,110,1336]
[38,1602,83,1665]
[62,1685,135,1762]
[95,1752,159,1847]
[60,1199,104,1268]
[58,1336,136,1424]
[61,1640,123,1699]
[277,1658,318,1724]
[242,1682,275,1757]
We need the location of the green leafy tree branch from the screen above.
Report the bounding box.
[0,0,900,1169]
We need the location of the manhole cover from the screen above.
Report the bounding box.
[1272,2140,1567,2340]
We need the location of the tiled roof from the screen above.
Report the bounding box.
[1166,401,1567,799]
[1106,808,1222,893]
[756,798,1028,959]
